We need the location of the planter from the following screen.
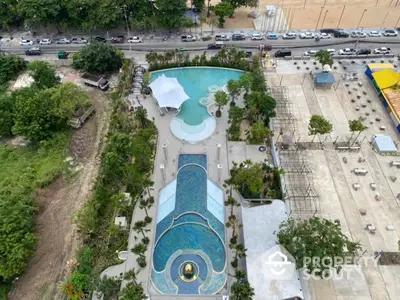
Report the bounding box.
[216,110,222,118]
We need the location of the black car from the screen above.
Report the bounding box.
[320,28,341,34]
[232,34,246,41]
[333,31,349,38]
[207,43,225,49]
[274,49,291,58]
[111,36,124,43]
[92,36,106,43]
[356,49,371,55]
[25,47,42,56]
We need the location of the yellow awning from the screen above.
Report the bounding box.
[372,69,400,90]
[367,63,395,71]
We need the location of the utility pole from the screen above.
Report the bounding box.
[315,6,324,31]
[321,9,329,30]
[357,9,367,30]
[337,6,345,28]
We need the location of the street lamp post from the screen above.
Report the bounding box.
[395,16,400,28]
[337,6,345,28]
[315,6,324,31]
[357,9,367,30]
[321,10,329,30]
[381,12,389,28]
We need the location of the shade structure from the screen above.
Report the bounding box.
[149,74,189,109]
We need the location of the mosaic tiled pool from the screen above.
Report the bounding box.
[151,154,226,295]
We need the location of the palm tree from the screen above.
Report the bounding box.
[207,14,218,35]
[124,268,139,285]
[227,79,241,106]
[230,243,247,268]
[224,196,240,218]
[226,217,242,244]
[229,269,247,280]
[131,243,147,259]
[231,277,255,300]
[139,198,153,224]
[133,220,147,241]
[214,90,229,117]
[142,178,154,197]
[119,282,147,300]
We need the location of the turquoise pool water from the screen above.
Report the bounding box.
[151,155,226,295]
[151,68,243,126]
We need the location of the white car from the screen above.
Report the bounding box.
[338,48,356,55]
[326,48,336,55]
[282,31,297,39]
[383,29,398,37]
[368,30,381,37]
[318,33,331,39]
[20,39,34,46]
[251,33,263,40]
[303,50,317,56]
[127,36,143,43]
[71,37,88,44]
[55,38,71,44]
[39,39,51,45]
[373,47,391,54]
[300,32,315,39]
[350,31,367,38]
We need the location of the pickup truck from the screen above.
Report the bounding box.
[68,106,95,128]
[81,73,109,91]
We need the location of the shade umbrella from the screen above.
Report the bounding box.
[149,74,189,108]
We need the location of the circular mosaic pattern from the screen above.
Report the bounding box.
[180,261,199,282]
[199,97,210,106]
[208,85,220,93]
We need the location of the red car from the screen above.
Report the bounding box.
[111,36,124,43]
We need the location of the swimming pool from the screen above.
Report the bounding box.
[151,154,226,295]
[151,68,243,143]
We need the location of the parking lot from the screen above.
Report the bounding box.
[268,59,400,300]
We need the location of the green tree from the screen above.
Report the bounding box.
[0,192,36,279]
[131,243,147,259]
[17,0,62,29]
[214,90,229,117]
[227,161,264,198]
[212,2,234,27]
[238,72,253,95]
[0,54,25,85]
[119,282,147,300]
[278,217,361,277]
[0,0,19,30]
[246,92,276,124]
[225,0,258,12]
[224,196,240,218]
[139,198,153,224]
[248,121,273,144]
[250,58,266,92]
[192,0,205,11]
[134,107,148,129]
[207,14,219,35]
[94,275,121,300]
[308,115,333,143]
[0,94,15,137]
[348,119,367,146]
[230,243,247,268]
[226,216,242,244]
[72,42,123,74]
[316,50,334,67]
[155,0,187,28]
[28,61,60,89]
[231,275,255,300]
[133,220,148,243]
[227,79,241,105]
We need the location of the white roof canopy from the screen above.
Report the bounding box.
[149,74,189,109]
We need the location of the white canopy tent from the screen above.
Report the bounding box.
[149,74,189,109]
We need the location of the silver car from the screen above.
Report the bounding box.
[39,38,52,45]
[71,37,88,44]
[55,38,71,44]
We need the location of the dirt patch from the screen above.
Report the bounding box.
[8,91,110,300]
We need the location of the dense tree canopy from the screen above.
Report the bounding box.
[0,55,26,86]
[72,42,123,74]
[155,0,188,28]
[28,61,60,89]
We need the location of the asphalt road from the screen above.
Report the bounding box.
[3,36,400,55]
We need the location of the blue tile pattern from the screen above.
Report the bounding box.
[152,154,226,295]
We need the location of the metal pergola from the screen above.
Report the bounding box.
[278,150,312,174]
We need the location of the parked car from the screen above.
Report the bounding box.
[127,36,143,43]
[39,38,51,45]
[110,36,124,43]
[274,49,291,57]
[326,49,336,55]
[25,47,41,55]
[250,33,263,40]
[320,28,340,34]
[181,35,196,42]
[20,39,34,46]
[338,48,356,55]
[282,31,297,39]
[373,47,391,54]
[72,37,88,44]
[267,33,279,40]
[92,36,106,43]
[317,33,331,39]
[55,38,71,44]
[300,32,314,39]
[350,31,367,38]
[303,50,317,56]
[356,49,372,55]
[215,34,230,41]
[368,30,381,37]
[232,33,246,40]
[333,31,349,38]
[383,29,397,37]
